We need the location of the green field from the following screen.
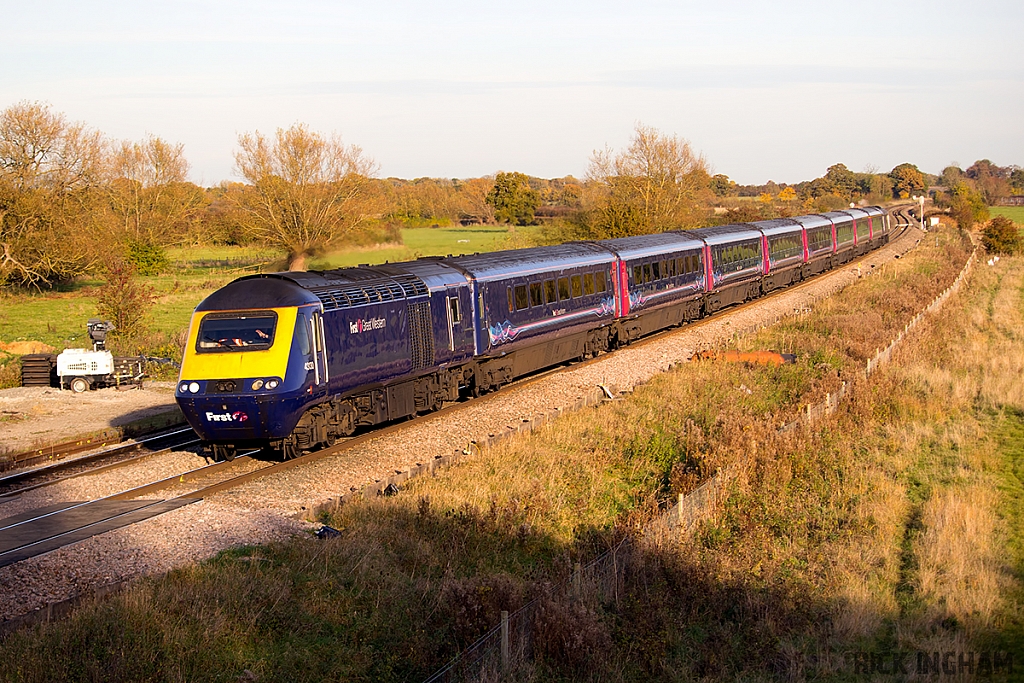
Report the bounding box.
[0,224,538,355]
[990,206,1024,222]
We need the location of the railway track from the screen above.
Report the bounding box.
[0,427,200,500]
[0,210,918,570]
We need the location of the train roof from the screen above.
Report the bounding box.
[446,242,614,281]
[596,232,705,260]
[195,275,321,312]
[861,205,885,217]
[749,218,801,237]
[841,208,871,219]
[375,259,470,293]
[685,224,763,245]
[790,214,834,230]
[820,211,855,224]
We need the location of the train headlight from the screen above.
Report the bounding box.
[188,382,200,394]
[251,379,264,391]
[266,379,279,390]
[179,383,189,393]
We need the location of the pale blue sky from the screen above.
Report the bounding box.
[2,0,1021,185]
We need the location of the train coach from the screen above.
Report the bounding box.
[175,207,891,460]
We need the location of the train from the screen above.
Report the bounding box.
[175,206,891,460]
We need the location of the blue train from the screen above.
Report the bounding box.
[176,207,890,460]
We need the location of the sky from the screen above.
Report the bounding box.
[2,0,1021,186]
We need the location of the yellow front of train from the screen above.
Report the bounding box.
[174,276,324,452]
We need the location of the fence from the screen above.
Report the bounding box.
[422,229,978,681]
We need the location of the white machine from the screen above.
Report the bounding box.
[55,319,145,392]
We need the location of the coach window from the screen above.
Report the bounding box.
[514,285,529,311]
[529,282,543,307]
[583,273,595,295]
[668,259,676,277]
[507,287,514,313]
[652,261,661,280]
[571,275,583,298]
[596,271,607,293]
[632,265,642,285]
[448,296,462,324]
[558,277,570,300]
[643,263,652,284]
[545,279,557,304]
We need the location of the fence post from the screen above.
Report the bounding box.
[501,610,509,672]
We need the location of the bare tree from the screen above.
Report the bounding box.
[575,123,712,238]
[234,124,379,271]
[106,136,204,253]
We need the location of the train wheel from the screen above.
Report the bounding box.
[211,444,236,462]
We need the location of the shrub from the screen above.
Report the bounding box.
[981,216,1023,255]
[96,259,157,347]
[125,240,169,275]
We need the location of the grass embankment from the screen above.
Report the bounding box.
[0,224,529,388]
[2,222,1020,681]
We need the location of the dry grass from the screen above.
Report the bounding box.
[4,222,1021,682]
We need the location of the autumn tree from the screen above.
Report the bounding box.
[486,172,540,226]
[947,182,989,229]
[0,102,107,285]
[105,136,204,272]
[234,124,379,271]
[570,123,711,239]
[889,163,926,199]
[965,159,1012,204]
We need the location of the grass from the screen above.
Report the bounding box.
[5,220,1019,681]
[0,225,537,384]
[989,206,1024,223]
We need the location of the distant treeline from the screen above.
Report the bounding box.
[1,101,1018,286]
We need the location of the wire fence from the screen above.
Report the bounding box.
[422,227,978,683]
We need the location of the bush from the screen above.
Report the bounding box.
[981,216,1023,254]
[97,259,157,348]
[125,240,169,275]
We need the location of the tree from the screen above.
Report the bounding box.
[981,216,1022,254]
[96,258,156,346]
[710,174,737,198]
[965,159,1012,203]
[778,186,797,202]
[234,124,379,271]
[823,163,858,197]
[0,101,105,285]
[106,136,204,272]
[574,123,712,238]
[485,172,539,225]
[889,163,926,199]
[947,182,989,229]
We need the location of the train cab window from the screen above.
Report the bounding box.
[558,277,570,300]
[507,287,514,313]
[448,296,461,324]
[632,265,642,285]
[652,261,661,280]
[529,282,543,307]
[571,275,583,298]
[596,271,607,293]
[545,279,557,304]
[294,315,311,356]
[643,263,652,284]
[197,312,277,353]
[583,273,595,296]
[514,285,529,311]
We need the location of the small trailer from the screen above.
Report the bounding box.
[56,349,145,393]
